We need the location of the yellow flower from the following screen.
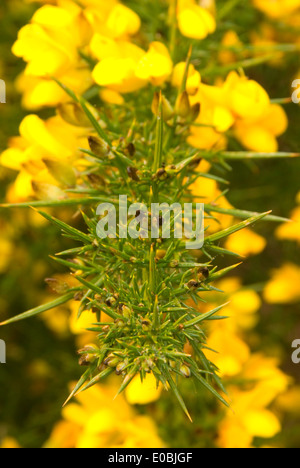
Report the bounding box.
[264,263,300,304]
[92,40,172,92]
[219,31,244,64]
[234,104,288,153]
[15,67,93,111]
[171,62,201,95]
[12,4,89,77]
[218,354,289,448]
[177,0,216,39]
[276,206,300,244]
[1,114,89,201]
[190,169,234,232]
[225,228,267,257]
[100,89,125,105]
[205,328,251,377]
[44,380,164,448]
[0,238,14,274]
[85,2,140,40]
[92,39,147,93]
[0,437,21,449]
[276,386,300,415]
[252,0,300,18]
[200,277,261,332]
[224,71,270,120]
[125,374,163,405]
[135,42,173,86]
[105,4,141,39]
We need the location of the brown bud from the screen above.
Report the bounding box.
[104,354,120,368]
[105,297,117,307]
[88,136,111,157]
[186,280,200,290]
[190,103,201,122]
[197,267,210,282]
[127,166,140,181]
[141,319,151,331]
[125,143,136,157]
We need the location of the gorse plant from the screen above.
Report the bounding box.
[1,0,299,421]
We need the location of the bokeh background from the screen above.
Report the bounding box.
[0,0,299,448]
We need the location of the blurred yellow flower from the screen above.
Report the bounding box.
[1,114,89,201]
[206,328,251,377]
[276,206,300,244]
[234,104,288,153]
[264,263,300,303]
[218,354,289,448]
[92,39,146,93]
[0,437,21,449]
[253,0,300,18]
[225,228,267,257]
[177,0,216,39]
[135,42,173,86]
[219,31,243,64]
[44,381,164,448]
[0,238,14,274]
[171,62,201,95]
[125,374,162,405]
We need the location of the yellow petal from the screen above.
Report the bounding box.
[125,374,162,405]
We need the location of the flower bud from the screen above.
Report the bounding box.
[88,136,111,158]
[116,360,128,375]
[180,364,191,378]
[31,181,65,201]
[127,166,140,181]
[186,280,200,290]
[156,249,166,260]
[141,319,151,331]
[175,91,191,118]
[78,345,98,366]
[105,296,117,307]
[153,167,168,181]
[152,92,174,122]
[45,278,69,294]
[197,267,210,282]
[120,305,132,319]
[104,353,120,368]
[43,159,76,187]
[190,103,201,122]
[57,102,91,127]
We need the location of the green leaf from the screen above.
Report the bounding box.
[0,293,74,326]
[208,263,243,282]
[205,204,290,223]
[190,365,230,408]
[74,367,114,397]
[35,209,91,244]
[205,211,271,243]
[163,366,192,422]
[184,303,229,328]
[62,368,94,407]
[220,151,300,159]
[79,98,110,144]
